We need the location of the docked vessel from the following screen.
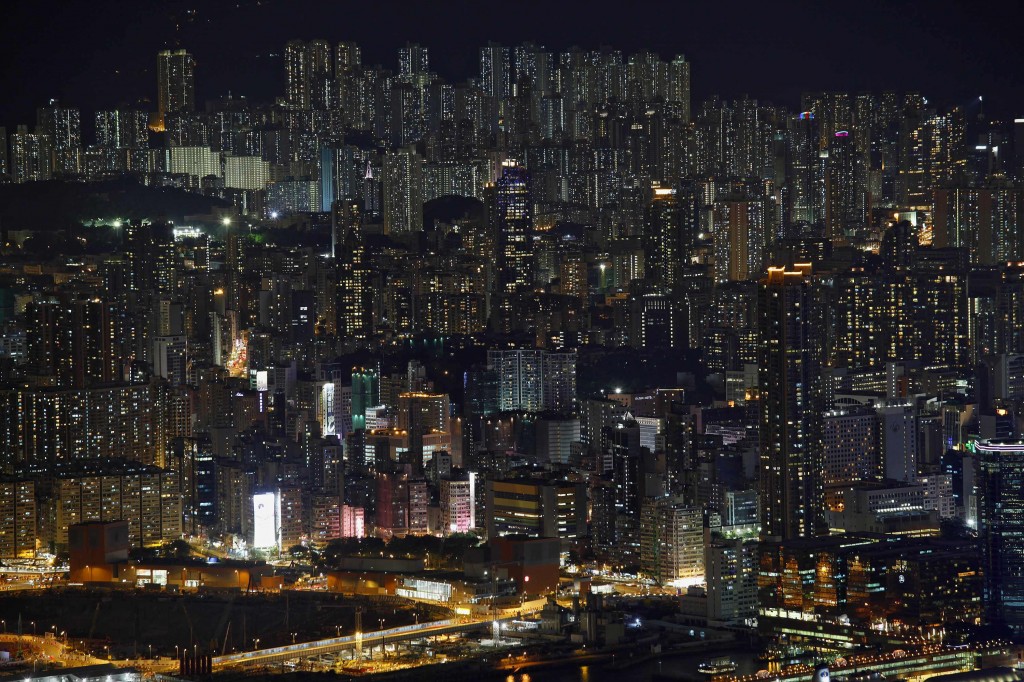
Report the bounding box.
[698,658,739,675]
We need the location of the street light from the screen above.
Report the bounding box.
[291,632,298,644]
[175,645,179,659]
[31,621,36,636]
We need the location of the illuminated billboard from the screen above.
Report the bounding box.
[252,491,280,550]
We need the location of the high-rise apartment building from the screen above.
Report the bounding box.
[383,146,424,234]
[488,349,576,414]
[55,463,182,548]
[0,480,36,558]
[95,110,149,149]
[156,49,195,122]
[9,125,52,183]
[36,100,81,176]
[639,500,704,585]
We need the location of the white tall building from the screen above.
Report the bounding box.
[167,146,221,179]
[224,155,270,190]
[640,500,704,585]
[439,475,476,535]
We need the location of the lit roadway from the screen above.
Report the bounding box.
[212,617,515,669]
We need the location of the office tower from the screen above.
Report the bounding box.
[494,161,532,292]
[335,201,372,340]
[976,438,1024,632]
[156,49,195,122]
[382,146,424,234]
[36,100,81,176]
[645,185,682,286]
[878,405,918,482]
[350,367,379,431]
[397,392,451,472]
[284,40,310,109]
[758,265,825,541]
[485,478,587,549]
[630,293,687,349]
[9,125,52,183]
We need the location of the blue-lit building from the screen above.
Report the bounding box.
[976,438,1024,632]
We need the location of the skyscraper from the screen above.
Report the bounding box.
[758,265,825,541]
[308,39,333,110]
[786,112,825,227]
[382,146,424,234]
[95,110,149,149]
[284,40,310,109]
[494,161,533,292]
[156,49,196,123]
[36,100,81,176]
[0,126,7,180]
[976,438,1024,632]
[645,185,682,287]
[711,196,766,283]
[8,125,52,183]
[488,349,577,414]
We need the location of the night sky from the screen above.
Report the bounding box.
[1,0,1022,133]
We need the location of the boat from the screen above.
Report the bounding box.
[698,658,739,675]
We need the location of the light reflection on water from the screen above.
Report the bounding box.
[501,650,759,682]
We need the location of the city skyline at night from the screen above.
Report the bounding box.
[1,3,1024,682]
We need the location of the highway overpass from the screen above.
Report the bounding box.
[211,617,511,669]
